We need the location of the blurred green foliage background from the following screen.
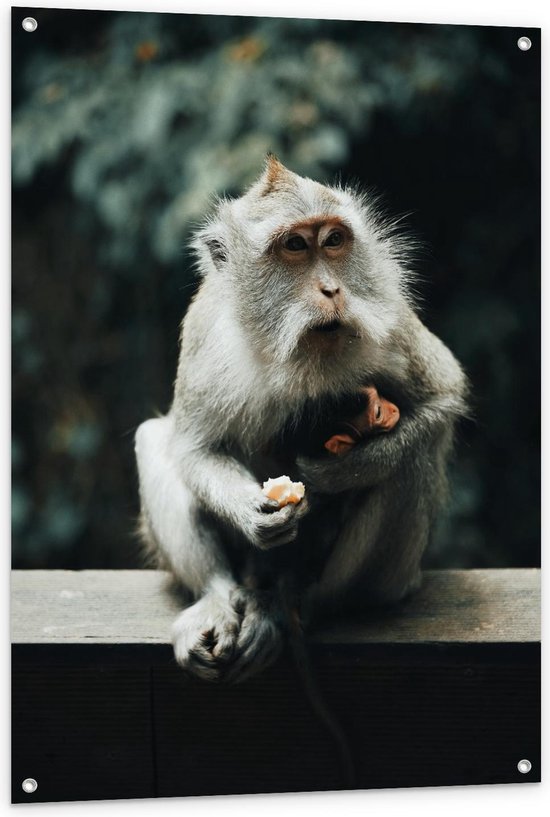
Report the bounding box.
[12,10,540,569]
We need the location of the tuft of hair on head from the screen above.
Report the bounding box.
[263,153,285,192]
[251,153,298,197]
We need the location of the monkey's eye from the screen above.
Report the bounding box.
[375,404,382,420]
[284,235,308,252]
[324,231,344,248]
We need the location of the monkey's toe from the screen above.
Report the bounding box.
[186,647,223,682]
[223,604,283,683]
[200,628,217,651]
[210,624,239,660]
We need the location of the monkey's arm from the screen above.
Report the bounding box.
[173,434,309,549]
[170,301,310,548]
[299,317,468,493]
[298,398,457,493]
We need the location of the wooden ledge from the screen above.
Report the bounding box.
[11,568,540,647]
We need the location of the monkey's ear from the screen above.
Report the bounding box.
[192,222,229,273]
[205,238,227,266]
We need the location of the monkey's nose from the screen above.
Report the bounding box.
[319,284,340,299]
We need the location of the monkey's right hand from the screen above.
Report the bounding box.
[244,491,309,549]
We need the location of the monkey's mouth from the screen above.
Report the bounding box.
[312,319,343,334]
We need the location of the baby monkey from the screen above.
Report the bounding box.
[324,386,400,456]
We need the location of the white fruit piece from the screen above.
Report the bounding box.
[262,475,305,508]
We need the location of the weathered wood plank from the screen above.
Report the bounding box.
[11,568,540,645]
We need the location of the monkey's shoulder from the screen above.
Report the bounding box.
[391,312,468,402]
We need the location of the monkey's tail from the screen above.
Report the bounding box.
[278,579,356,789]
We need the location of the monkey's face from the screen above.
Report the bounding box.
[194,157,410,367]
[263,215,355,357]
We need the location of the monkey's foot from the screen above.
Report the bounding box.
[222,588,284,684]
[171,592,242,682]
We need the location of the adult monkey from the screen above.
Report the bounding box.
[135,156,468,683]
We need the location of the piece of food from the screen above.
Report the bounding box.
[262,475,305,508]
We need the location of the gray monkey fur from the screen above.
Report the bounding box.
[134,157,468,683]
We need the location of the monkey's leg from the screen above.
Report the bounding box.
[136,417,242,680]
[305,473,434,619]
[135,416,284,682]
[135,417,233,595]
